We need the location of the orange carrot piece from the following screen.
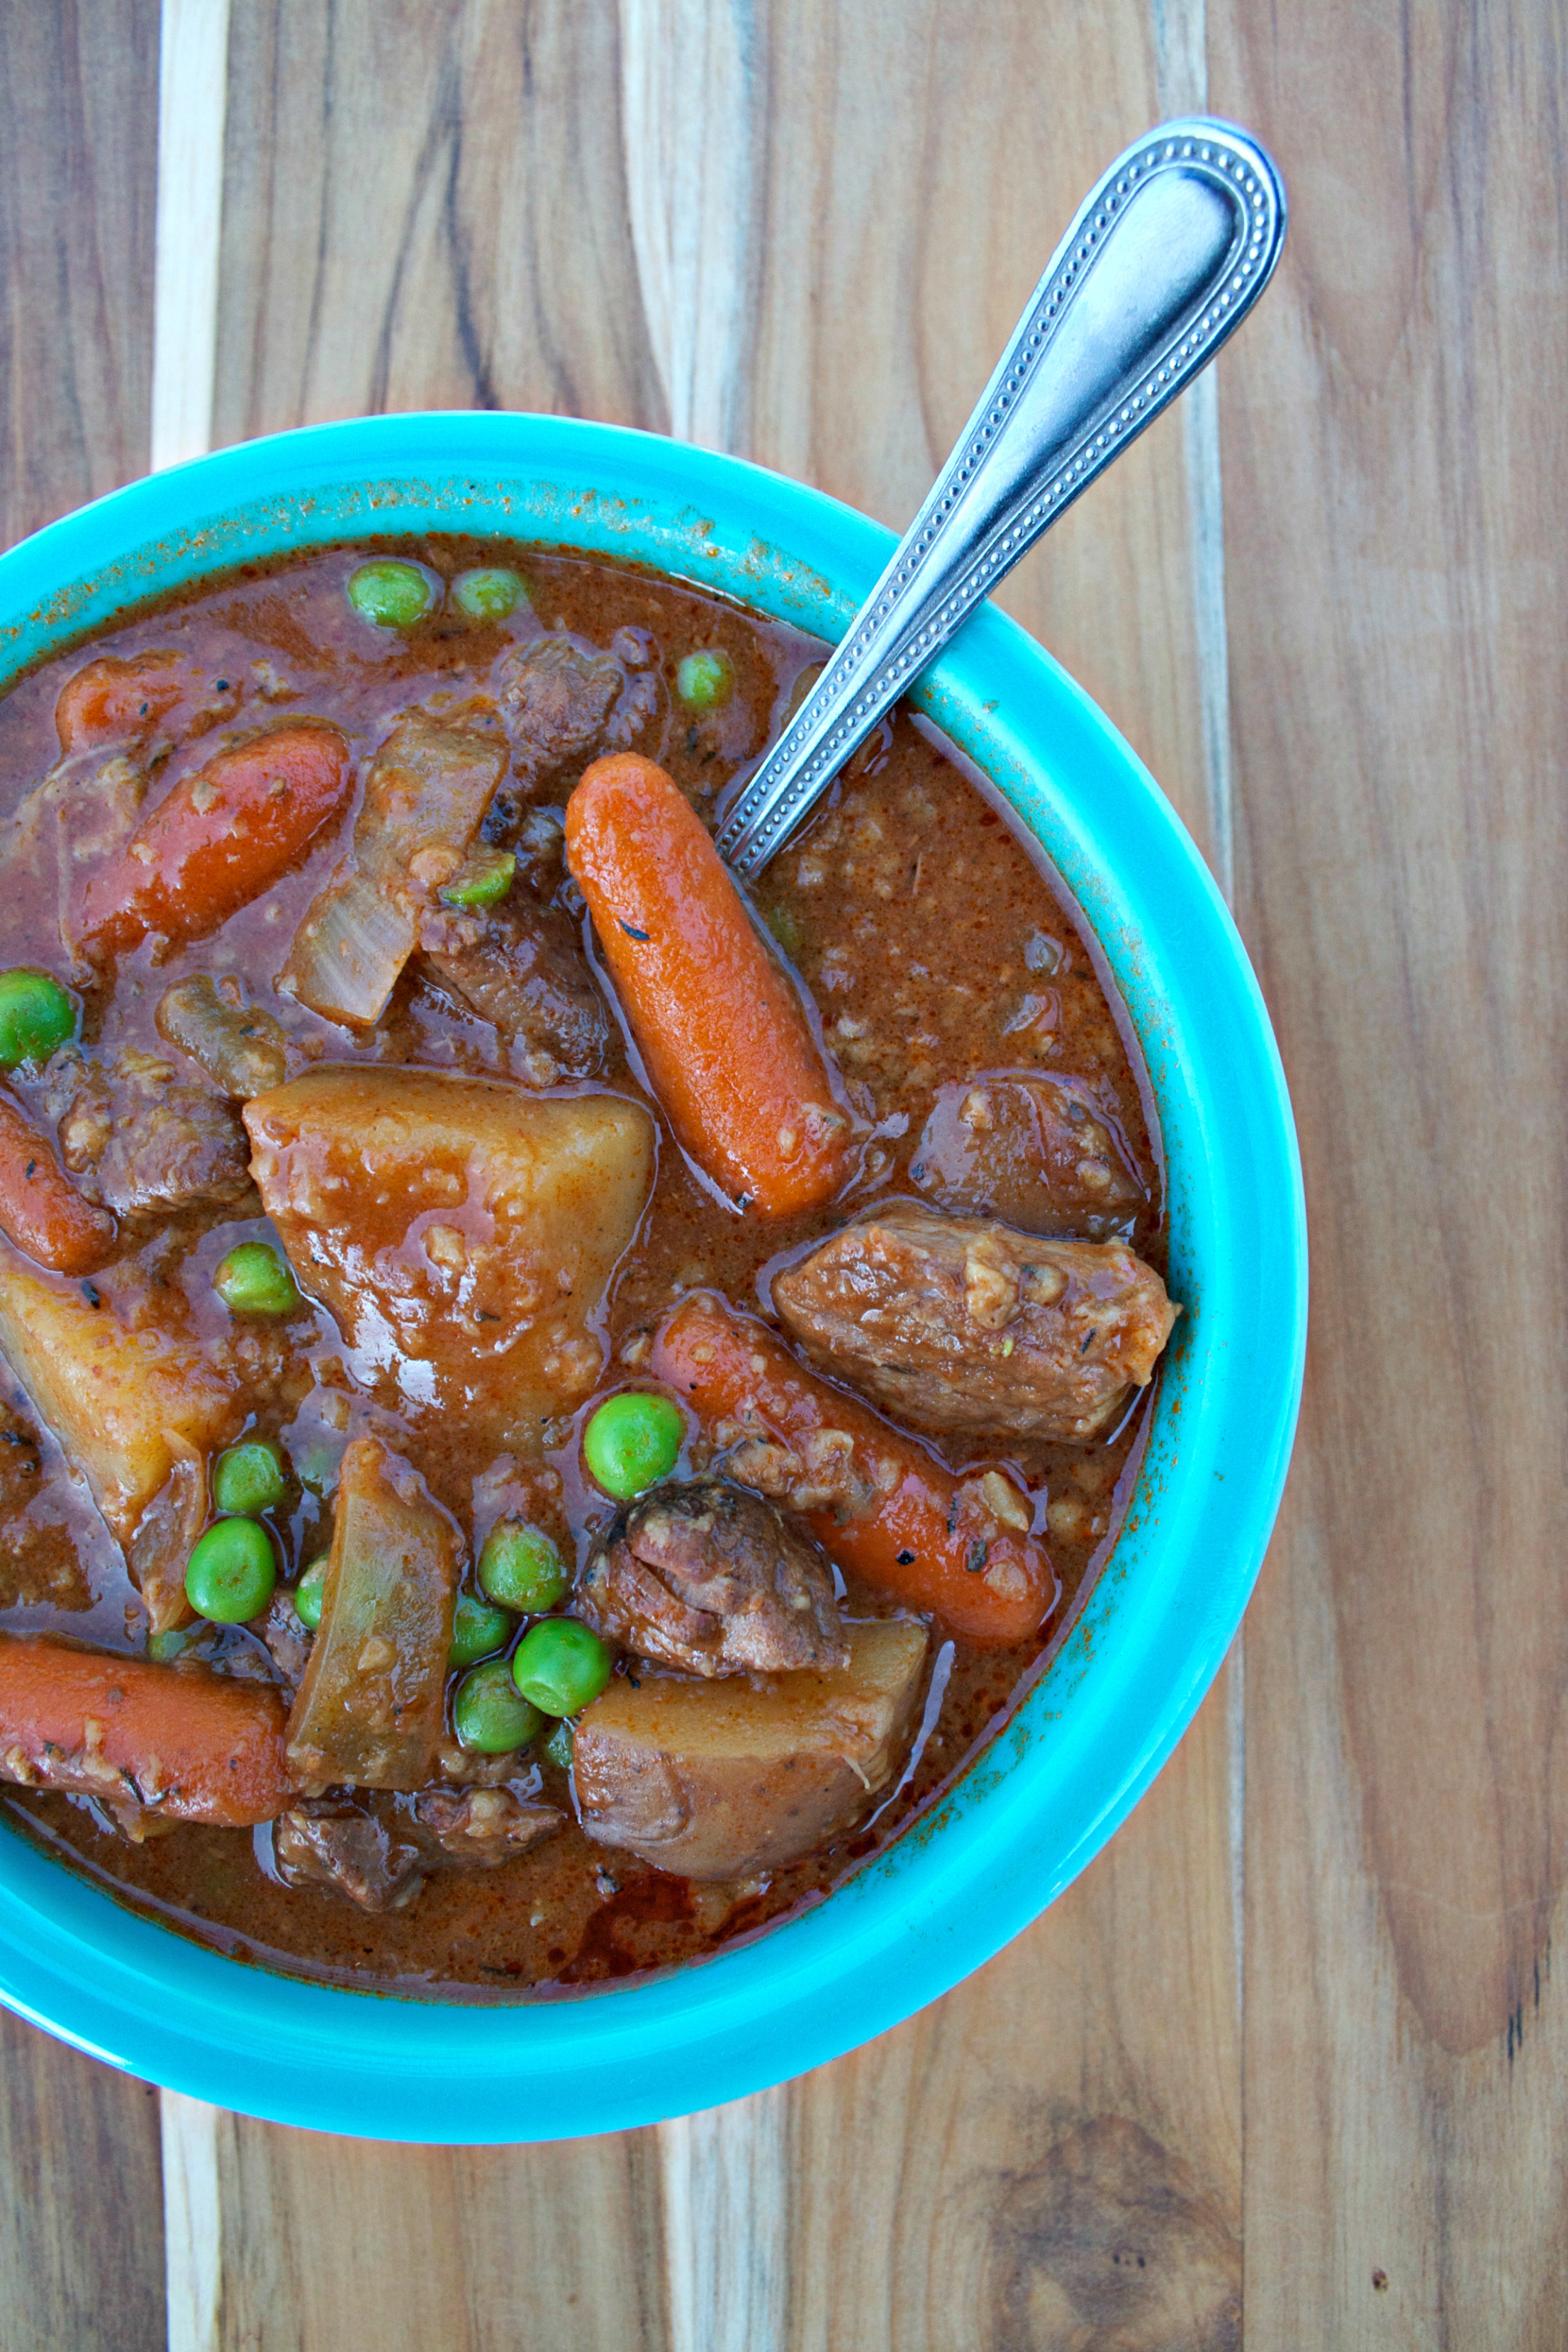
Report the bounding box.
[0,1637,293,1825]
[79,719,352,957]
[0,1092,116,1275]
[565,754,852,1216]
[653,1294,1057,1645]
[55,650,189,756]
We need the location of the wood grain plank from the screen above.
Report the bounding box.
[198,10,676,2344]
[0,2010,167,2352]
[213,0,667,440]
[710,5,1243,2341]
[0,8,167,2351]
[196,2106,668,2351]
[739,0,1216,868]
[150,0,231,469]
[0,0,159,541]
[1211,1,1568,2341]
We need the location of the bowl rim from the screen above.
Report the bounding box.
[0,411,1306,2141]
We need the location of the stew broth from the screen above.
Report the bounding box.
[0,540,1166,1994]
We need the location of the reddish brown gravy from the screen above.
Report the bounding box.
[0,540,1164,1997]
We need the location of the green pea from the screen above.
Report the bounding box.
[512,1618,612,1717]
[347,559,437,629]
[453,1659,544,1754]
[211,1438,287,1517]
[185,1517,276,1624]
[293,1556,329,1630]
[452,566,527,622]
[582,1392,685,1501]
[542,1717,574,1774]
[438,846,515,910]
[148,1628,190,1664]
[0,969,77,1071]
[449,1591,515,1668]
[213,1242,301,1316]
[675,649,734,712]
[478,1519,569,1613]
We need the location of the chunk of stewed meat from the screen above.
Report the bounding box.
[773,1204,1178,1443]
[155,976,288,1098]
[497,638,626,785]
[46,1048,253,1219]
[911,1072,1144,1236]
[420,895,609,1085]
[274,1786,561,1913]
[254,1591,313,1695]
[578,1477,849,1678]
[273,1801,427,1912]
[410,1784,563,1867]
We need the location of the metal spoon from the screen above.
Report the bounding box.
[715,117,1286,880]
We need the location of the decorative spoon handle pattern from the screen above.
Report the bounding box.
[716,117,1287,879]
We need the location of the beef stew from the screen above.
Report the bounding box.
[0,540,1176,1993]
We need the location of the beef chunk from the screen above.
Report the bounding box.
[273,1801,427,1912]
[155,976,288,1099]
[510,805,567,895]
[773,1204,1179,1443]
[46,1047,253,1219]
[911,1073,1144,1237]
[420,895,609,1085]
[578,1477,849,1679]
[497,638,626,787]
[410,1784,562,1866]
[274,1786,561,1913]
[254,1591,313,1695]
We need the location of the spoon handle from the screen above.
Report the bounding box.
[716,118,1286,880]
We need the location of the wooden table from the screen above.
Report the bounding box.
[1,2,1555,2343]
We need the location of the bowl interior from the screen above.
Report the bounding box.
[0,414,1304,2141]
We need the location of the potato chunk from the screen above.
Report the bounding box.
[245,1068,654,1450]
[285,1437,459,1791]
[0,1245,240,1594]
[573,1618,927,1881]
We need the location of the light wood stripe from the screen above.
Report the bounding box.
[151,8,233,2336]
[150,0,230,470]
[1147,0,1244,2012]
[160,2094,224,2352]
[617,7,797,2326]
[619,0,761,451]
[661,2088,790,2352]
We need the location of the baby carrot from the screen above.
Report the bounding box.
[55,651,189,756]
[653,1294,1057,1645]
[0,1092,116,1275]
[565,754,851,1216]
[0,1637,293,1825]
[79,719,352,958]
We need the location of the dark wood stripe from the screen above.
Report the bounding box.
[1216,0,1568,2340]
[0,5,167,2346]
[0,0,159,542]
[213,0,668,444]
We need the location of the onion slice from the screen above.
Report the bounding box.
[281,702,508,1029]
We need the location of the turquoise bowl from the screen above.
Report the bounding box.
[0,414,1304,2141]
